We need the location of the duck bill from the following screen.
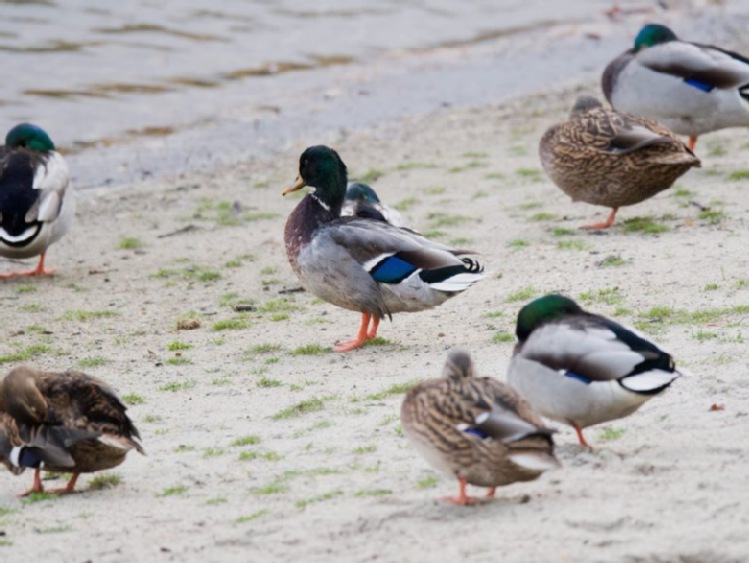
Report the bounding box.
[282,176,306,196]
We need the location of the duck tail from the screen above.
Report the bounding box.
[418,258,486,292]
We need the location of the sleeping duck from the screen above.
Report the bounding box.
[0,366,144,495]
[283,145,485,352]
[507,294,680,447]
[539,94,699,229]
[0,123,74,277]
[603,23,749,151]
[401,349,559,505]
[341,182,404,227]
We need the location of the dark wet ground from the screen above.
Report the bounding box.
[1,0,748,188]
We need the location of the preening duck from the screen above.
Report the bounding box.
[0,123,74,277]
[341,182,404,227]
[283,145,485,352]
[602,23,749,151]
[401,349,559,505]
[539,94,699,229]
[507,295,680,447]
[0,366,144,495]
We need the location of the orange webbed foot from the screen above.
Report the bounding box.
[580,208,618,230]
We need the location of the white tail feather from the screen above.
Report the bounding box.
[428,272,486,292]
[620,370,679,393]
[508,452,561,472]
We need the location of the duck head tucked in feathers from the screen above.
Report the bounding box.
[508,294,679,447]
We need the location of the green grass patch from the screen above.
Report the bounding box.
[505,286,537,303]
[159,379,197,392]
[507,239,529,249]
[64,310,119,321]
[556,239,585,250]
[426,212,472,227]
[165,357,192,366]
[157,485,188,497]
[122,393,145,405]
[355,488,392,497]
[254,482,287,495]
[515,167,542,181]
[727,169,749,181]
[291,343,327,356]
[272,397,332,420]
[491,331,515,344]
[417,475,440,489]
[78,356,107,368]
[257,377,283,388]
[167,340,192,351]
[232,435,261,447]
[598,427,626,442]
[235,509,269,523]
[88,473,121,490]
[364,381,417,401]
[578,288,623,306]
[249,343,283,354]
[698,210,726,225]
[598,255,626,268]
[118,237,143,250]
[212,318,248,331]
[528,212,556,222]
[622,216,668,234]
[296,490,342,509]
[0,344,51,364]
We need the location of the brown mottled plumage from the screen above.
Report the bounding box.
[0,366,144,495]
[401,350,559,505]
[539,94,700,229]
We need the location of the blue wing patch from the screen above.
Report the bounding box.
[564,371,592,385]
[369,255,418,284]
[683,78,715,93]
[462,427,490,440]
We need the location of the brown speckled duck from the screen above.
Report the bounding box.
[283,146,485,352]
[0,366,144,495]
[539,94,700,229]
[401,350,559,505]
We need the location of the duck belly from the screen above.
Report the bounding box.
[508,357,650,429]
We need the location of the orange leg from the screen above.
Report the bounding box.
[688,136,697,152]
[366,316,380,340]
[0,252,56,279]
[48,472,80,495]
[573,424,590,448]
[441,476,479,506]
[20,468,45,497]
[486,487,496,499]
[333,313,376,353]
[580,207,618,230]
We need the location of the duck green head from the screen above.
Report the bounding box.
[516,294,583,341]
[345,182,380,205]
[5,123,55,152]
[634,24,678,52]
[283,145,348,209]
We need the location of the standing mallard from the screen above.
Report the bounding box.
[0,123,74,277]
[507,295,680,447]
[539,94,700,229]
[401,350,559,505]
[602,23,749,151]
[0,366,144,495]
[283,146,485,352]
[341,182,404,227]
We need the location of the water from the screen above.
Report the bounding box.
[1,0,747,187]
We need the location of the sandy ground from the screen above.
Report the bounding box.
[1,82,749,562]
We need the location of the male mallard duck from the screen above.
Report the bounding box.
[0,123,74,277]
[341,182,404,227]
[401,350,559,505]
[603,23,749,151]
[539,94,700,229]
[0,366,144,495]
[283,146,485,352]
[507,294,680,447]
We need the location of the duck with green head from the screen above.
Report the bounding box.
[0,123,74,277]
[401,349,559,505]
[0,366,144,495]
[602,23,749,151]
[507,294,680,447]
[539,94,699,229]
[283,145,485,352]
[341,182,404,227]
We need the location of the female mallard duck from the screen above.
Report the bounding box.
[283,146,485,352]
[401,350,559,505]
[539,94,700,229]
[341,182,404,227]
[0,123,74,277]
[507,294,680,447]
[603,23,749,151]
[0,366,144,495]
